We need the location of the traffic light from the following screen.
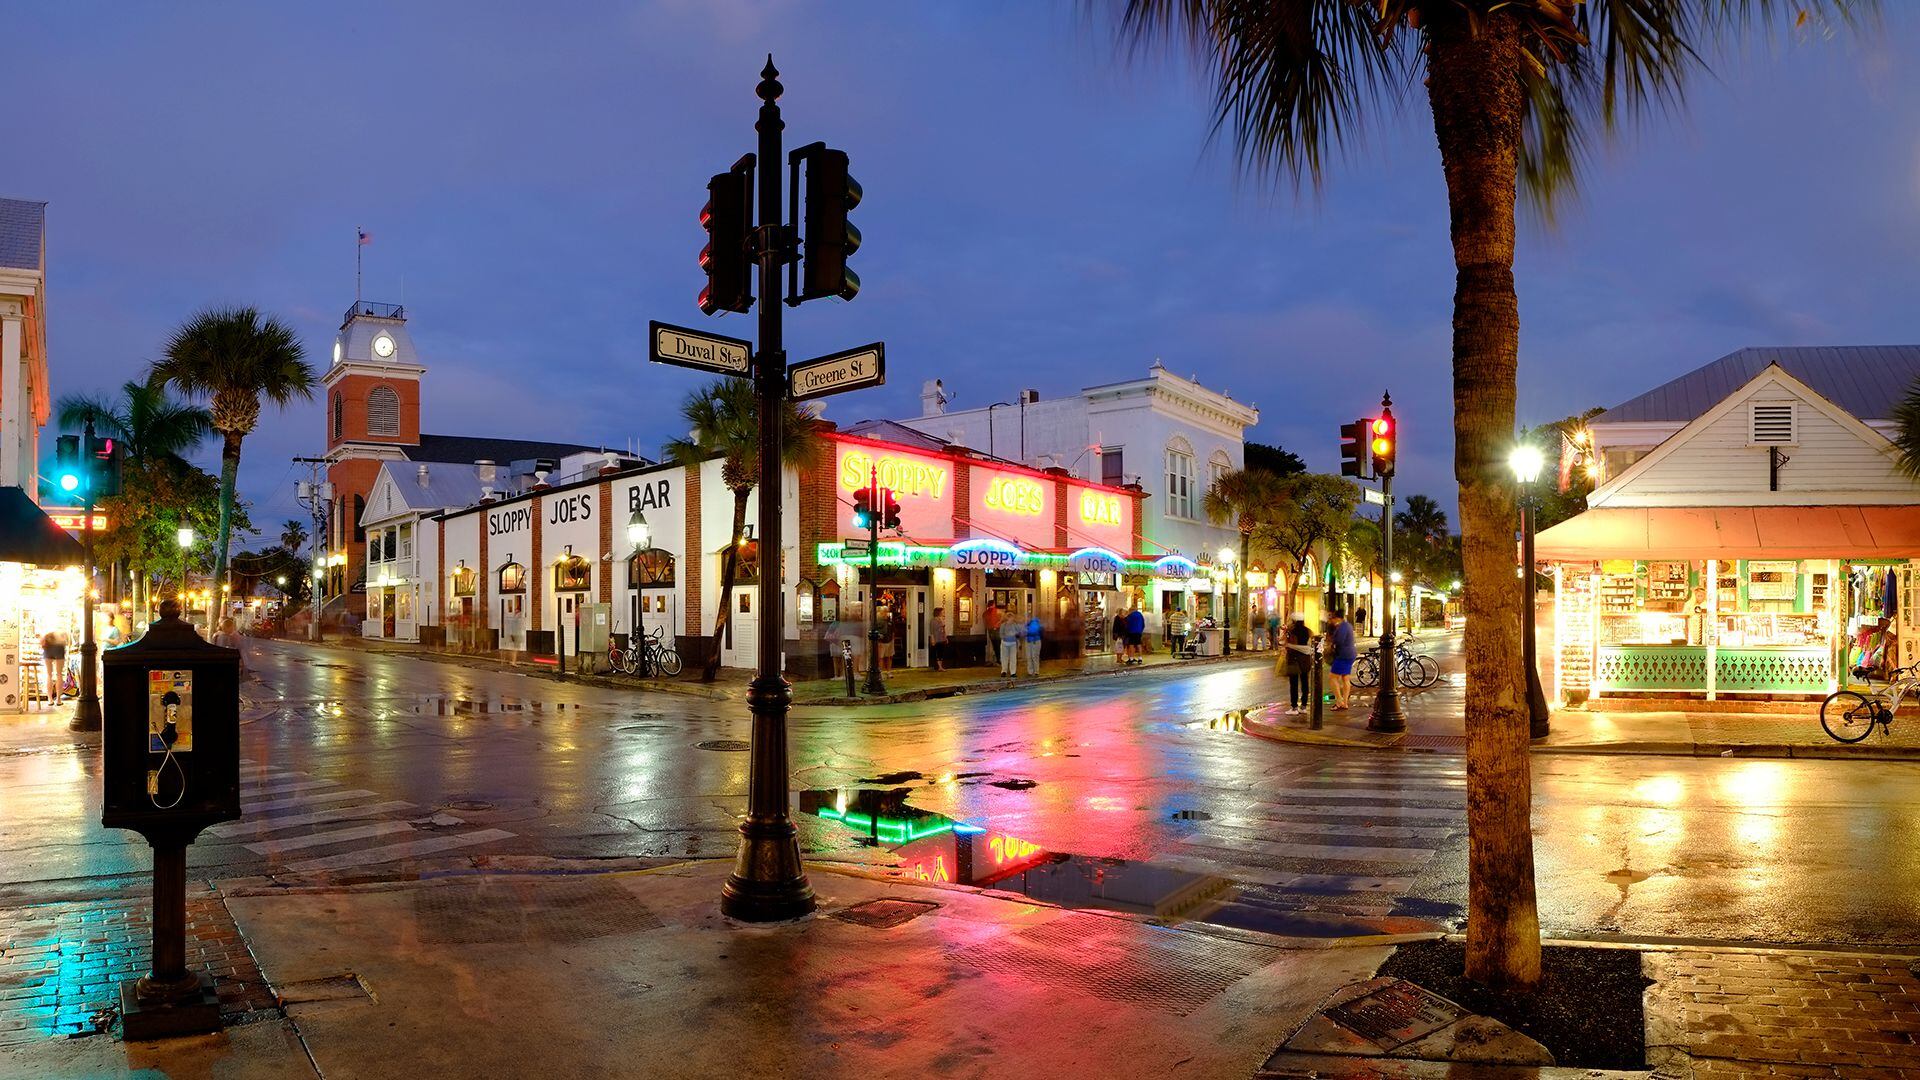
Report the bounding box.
[795,144,861,302]
[53,435,83,495]
[87,435,123,497]
[698,158,754,316]
[1370,408,1397,478]
[851,486,874,531]
[1338,421,1370,479]
[880,488,901,531]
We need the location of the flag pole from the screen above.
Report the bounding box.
[355,226,362,303]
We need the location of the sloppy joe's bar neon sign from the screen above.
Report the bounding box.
[981,474,1046,516]
[839,449,949,500]
[1078,491,1123,527]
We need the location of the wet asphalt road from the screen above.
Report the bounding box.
[3,634,1918,948]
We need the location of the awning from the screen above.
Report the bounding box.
[0,487,84,567]
[1535,505,1920,562]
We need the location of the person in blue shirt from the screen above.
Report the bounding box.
[1124,605,1147,665]
[1326,608,1357,710]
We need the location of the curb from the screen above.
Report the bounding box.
[794,651,1273,708]
[1242,717,1403,751]
[277,637,740,702]
[1534,740,1920,761]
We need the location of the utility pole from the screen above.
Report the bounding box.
[294,459,332,642]
[1366,392,1405,733]
[70,419,104,732]
[862,462,885,696]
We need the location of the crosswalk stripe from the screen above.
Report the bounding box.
[286,829,515,873]
[1204,817,1456,839]
[1246,802,1462,821]
[240,779,338,796]
[208,800,416,839]
[1248,788,1463,803]
[1185,835,1433,864]
[242,789,377,814]
[244,821,416,856]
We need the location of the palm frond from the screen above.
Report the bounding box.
[1891,376,1920,480]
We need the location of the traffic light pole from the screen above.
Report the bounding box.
[720,57,816,923]
[1368,401,1405,733]
[862,463,885,696]
[70,419,103,732]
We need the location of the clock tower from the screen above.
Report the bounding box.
[323,301,424,613]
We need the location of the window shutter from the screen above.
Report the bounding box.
[367,386,401,437]
[1748,403,1796,445]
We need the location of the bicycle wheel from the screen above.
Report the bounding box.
[655,648,683,677]
[1414,654,1440,687]
[1820,690,1880,743]
[1352,654,1379,688]
[1396,656,1422,688]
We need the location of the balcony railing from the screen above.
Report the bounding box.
[343,300,405,326]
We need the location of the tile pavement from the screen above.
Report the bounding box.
[0,884,274,1047]
[1647,949,1920,1078]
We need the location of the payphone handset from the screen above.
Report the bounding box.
[146,669,193,809]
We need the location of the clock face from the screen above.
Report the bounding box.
[372,334,396,358]
[332,340,343,364]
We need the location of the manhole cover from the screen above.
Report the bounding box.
[1401,734,1467,751]
[697,739,751,752]
[831,898,940,929]
[446,799,494,812]
[1170,809,1212,821]
[412,879,662,944]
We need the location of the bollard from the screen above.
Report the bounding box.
[1310,639,1324,730]
[843,640,855,698]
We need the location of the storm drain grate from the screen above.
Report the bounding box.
[696,739,751,752]
[947,912,1275,1016]
[411,878,663,944]
[1400,734,1467,752]
[832,898,941,929]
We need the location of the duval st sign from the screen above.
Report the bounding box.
[649,320,752,377]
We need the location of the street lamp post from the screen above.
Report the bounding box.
[176,527,194,633]
[71,421,104,731]
[1508,444,1552,738]
[1217,546,1237,652]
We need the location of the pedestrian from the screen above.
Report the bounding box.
[1124,604,1146,665]
[930,607,948,672]
[1353,607,1368,636]
[1110,609,1128,666]
[1168,605,1189,657]
[1327,609,1357,710]
[38,627,66,709]
[878,604,895,673]
[1023,612,1042,676]
[999,608,1021,677]
[1267,611,1281,652]
[984,601,1003,665]
[1283,612,1313,714]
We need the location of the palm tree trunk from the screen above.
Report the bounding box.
[704,489,750,682]
[211,431,243,633]
[1426,11,1540,991]
[1239,532,1252,650]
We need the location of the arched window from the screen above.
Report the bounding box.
[352,495,367,542]
[1208,450,1232,495]
[366,385,400,437]
[1164,437,1195,520]
[332,392,343,441]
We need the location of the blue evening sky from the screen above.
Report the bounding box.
[7,3,1913,535]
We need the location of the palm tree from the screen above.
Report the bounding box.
[279,518,309,555]
[1893,376,1920,479]
[150,307,314,628]
[1117,0,1869,989]
[1203,467,1285,651]
[664,378,825,681]
[1394,494,1451,588]
[57,381,215,621]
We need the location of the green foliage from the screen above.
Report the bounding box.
[1244,441,1306,477]
[55,380,212,465]
[1202,466,1287,535]
[1524,407,1607,533]
[1252,472,1360,584]
[1892,376,1920,480]
[1393,493,1461,589]
[663,378,826,492]
[92,458,244,593]
[151,307,314,420]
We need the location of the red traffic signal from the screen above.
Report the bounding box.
[699,159,754,316]
[1370,410,1396,478]
[881,488,902,531]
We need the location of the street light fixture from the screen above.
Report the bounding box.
[1508,442,1551,738]
[627,509,652,552]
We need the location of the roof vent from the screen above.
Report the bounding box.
[416,463,430,485]
[1748,402,1797,446]
[1019,389,1040,405]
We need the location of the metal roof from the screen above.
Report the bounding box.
[1597,346,1920,424]
[405,434,615,466]
[0,199,46,272]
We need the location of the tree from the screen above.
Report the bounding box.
[150,306,314,627]
[664,378,825,681]
[1245,441,1307,477]
[1896,377,1920,480]
[1203,467,1287,650]
[279,518,309,556]
[1114,0,1865,989]
[1524,408,1607,533]
[1251,473,1358,621]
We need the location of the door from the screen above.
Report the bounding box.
[1084,590,1110,654]
[559,594,580,656]
[639,589,675,644]
[909,587,929,668]
[727,589,758,668]
[500,595,525,652]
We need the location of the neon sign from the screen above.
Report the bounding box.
[839,449,949,500]
[47,511,109,531]
[1153,554,1197,576]
[1078,491,1122,527]
[982,475,1046,516]
[952,537,1023,570]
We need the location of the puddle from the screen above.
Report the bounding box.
[799,787,1226,918]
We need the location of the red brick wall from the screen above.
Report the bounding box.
[478,515,490,633]
[952,467,971,540]
[1054,480,1070,548]
[530,495,544,632]
[326,373,421,449]
[798,464,836,586]
[684,466,702,635]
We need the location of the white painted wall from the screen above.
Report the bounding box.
[698,459,802,670]
[610,465,688,642]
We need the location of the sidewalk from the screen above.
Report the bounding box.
[7,859,1918,1078]
[1243,675,1920,760]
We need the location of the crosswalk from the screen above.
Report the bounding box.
[1159,756,1467,930]
[208,760,513,874]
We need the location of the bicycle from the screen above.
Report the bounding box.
[1821,664,1916,743]
[1351,647,1439,690]
[643,629,683,677]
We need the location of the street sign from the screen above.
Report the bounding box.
[649,320,753,377]
[788,342,885,402]
[843,537,872,555]
[1363,488,1387,507]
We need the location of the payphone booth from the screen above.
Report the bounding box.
[101,603,240,1039]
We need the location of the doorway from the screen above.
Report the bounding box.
[909,586,929,668]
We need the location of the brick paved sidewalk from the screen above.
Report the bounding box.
[1647,948,1920,1078]
[0,885,274,1047]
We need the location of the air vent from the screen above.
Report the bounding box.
[1748,402,1796,446]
